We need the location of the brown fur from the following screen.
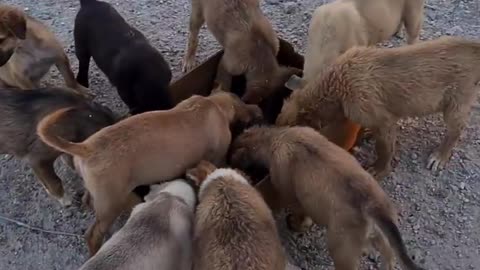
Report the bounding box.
[278,36,480,179]
[230,126,424,270]
[186,160,289,270]
[0,5,91,97]
[181,0,300,104]
[36,90,262,255]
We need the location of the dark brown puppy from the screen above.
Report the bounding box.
[0,87,116,206]
[182,0,300,104]
[230,126,424,270]
[36,90,261,256]
[186,160,297,270]
[279,36,480,179]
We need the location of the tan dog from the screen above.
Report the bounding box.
[181,0,300,104]
[36,90,262,255]
[303,0,424,82]
[230,126,424,270]
[0,5,90,96]
[279,36,480,179]
[79,179,196,270]
[186,160,298,270]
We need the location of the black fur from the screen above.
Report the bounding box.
[74,0,173,115]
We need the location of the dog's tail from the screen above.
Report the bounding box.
[37,107,92,158]
[370,209,425,270]
[79,0,96,6]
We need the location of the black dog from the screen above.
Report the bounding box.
[0,87,117,206]
[74,0,173,115]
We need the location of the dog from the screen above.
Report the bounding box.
[279,36,480,179]
[186,160,297,270]
[230,126,424,270]
[181,0,301,105]
[36,89,262,255]
[303,0,425,83]
[79,179,196,270]
[74,0,172,115]
[0,87,117,206]
[0,5,91,97]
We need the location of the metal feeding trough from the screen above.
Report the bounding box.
[168,37,304,210]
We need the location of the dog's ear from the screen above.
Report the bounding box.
[186,160,217,186]
[2,9,27,39]
[285,74,306,91]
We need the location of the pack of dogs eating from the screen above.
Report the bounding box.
[0,0,478,269]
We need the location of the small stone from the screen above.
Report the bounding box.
[284,2,297,14]
[459,182,466,190]
[411,153,418,160]
[446,26,463,36]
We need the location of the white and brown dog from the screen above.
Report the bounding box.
[0,5,90,97]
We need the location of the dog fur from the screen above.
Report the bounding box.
[230,126,424,270]
[79,179,196,270]
[302,0,425,82]
[36,90,262,255]
[186,160,293,270]
[0,87,117,206]
[182,0,300,105]
[74,0,173,115]
[0,5,91,97]
[279,36,480,179]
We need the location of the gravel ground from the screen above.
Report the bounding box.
[0,0,479,269]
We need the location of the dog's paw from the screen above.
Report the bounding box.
[366,166,389,181]
[286,214,313,233]
[58,194,73,207]
[426,151,448,172]
[181,58,196,73]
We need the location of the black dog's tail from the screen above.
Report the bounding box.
[371,210,426,270]
[80,0,96,6]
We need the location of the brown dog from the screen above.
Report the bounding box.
[181,0,300,104]
[79,179,196,270]
[279,36,480,179]
[230,126,424,270]
[0,5,90,96]
[0,87,116,206]
[186,160,297,270]
[303,0,424,82]
[36,90,262,255]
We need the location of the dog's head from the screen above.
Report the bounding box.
[0,6,26,66]
[241,66,303,105]
[275,74,306,126]
[229,126,272,172]
[185,160,218,187]
[145,179,196,209]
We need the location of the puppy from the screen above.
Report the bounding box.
[0,5,91,96]
[186,160,294,270]
[182,0,300,105]
[0,87,116,206]
[74,0,173,115]
[79,179,196,270]
[303,0,425,82]
[36,90,262,255]
[279,36,480,179]
[230,126,424,270]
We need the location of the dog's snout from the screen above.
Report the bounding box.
[0,49,14,66]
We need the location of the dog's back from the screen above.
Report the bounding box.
[79,180,195,270]
[194,168,286,270]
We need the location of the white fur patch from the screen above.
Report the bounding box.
[146,180,196,210]
[199,168,249,198]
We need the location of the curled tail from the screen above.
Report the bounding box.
[37,107,92,158]
[372,211,426,270]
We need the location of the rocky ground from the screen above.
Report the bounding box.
[0,0,479,269]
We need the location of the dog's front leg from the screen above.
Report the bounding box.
[55,52,94,98]
[182,0,205,72]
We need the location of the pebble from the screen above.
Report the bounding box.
[284,2,298,14]
[446,26,463,35]
[459,182,466,190]
[411,153,418,160]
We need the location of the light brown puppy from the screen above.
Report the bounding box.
[79,179,196,270]
[0,5,90,96]
[186,160,297,270]
[303,0,424,82]
[279,36,480,179]
[230,126,424,270]
[181,0,299,104]
[36,90,262,256]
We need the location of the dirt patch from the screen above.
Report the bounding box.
[0,0,479,269]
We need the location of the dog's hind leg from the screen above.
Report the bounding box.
[403,0,424,44]
[55,51,93,98]
[29,158,71,206]
[370,229,395,270]
[327,218,367,270]
[368,125,397,180]
[182,0,205,72]
[74,38,91,88]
